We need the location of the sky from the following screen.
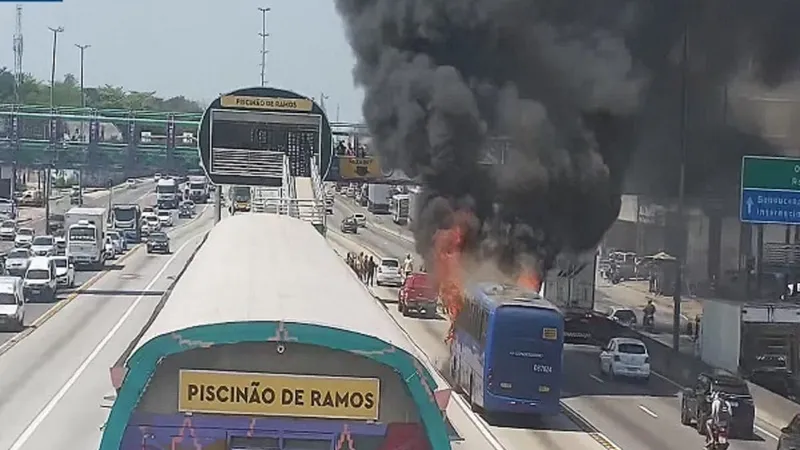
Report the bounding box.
[0,0,365,123]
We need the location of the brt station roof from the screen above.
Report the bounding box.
[100,214,451,450]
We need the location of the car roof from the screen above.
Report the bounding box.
[8,249,29,256]
[18,227,32,232]
[33,235,53,240]
[381,257,399,263]
[612,337,646,346]
[27,256,52,269]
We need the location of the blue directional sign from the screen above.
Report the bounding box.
[740,189,800,224]
[741,156,800,225]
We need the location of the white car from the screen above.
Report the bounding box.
[353,213,367,228]
[156,210,174,227]
[145,215,161,231]
[52,256,75,288]
[0,220,16,240]
[30,235,55,257]
[14,227,33,248]
[126,178,137,188]
[605,306,638,328]
[5,248,31,277]
[376,257,403,287]
[183,200,196,213]
[599,337,651,381]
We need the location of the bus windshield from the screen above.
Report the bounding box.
[114,207,136,222]
[69,227,96,241]
[157,184,177,194]
[489,305,563,400]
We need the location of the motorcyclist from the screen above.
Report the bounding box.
[705,390,732,448]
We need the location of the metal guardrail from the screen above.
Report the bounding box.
[252,198,325,224]
[283,153,296,199]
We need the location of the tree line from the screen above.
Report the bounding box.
[0,67,203,113]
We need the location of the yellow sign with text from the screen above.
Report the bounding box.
[338,157,381,179]
[178,370,380,420]
[220,95,314,112]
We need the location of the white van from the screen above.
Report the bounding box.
[0,276,25,331]
[24,257,58,302]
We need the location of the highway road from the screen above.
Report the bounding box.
[330,196,781,450]
[0,198,214,450]
[0,181,164,346]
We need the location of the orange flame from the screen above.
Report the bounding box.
[517,268,542,292]
[432,212,470,343]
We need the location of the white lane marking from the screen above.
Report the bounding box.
[755,425,779,441]
[7,229,207,450]
[590,374,605,384]
[638,405,658,418]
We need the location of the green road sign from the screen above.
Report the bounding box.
[741,156,800,191]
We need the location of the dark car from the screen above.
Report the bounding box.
[340,217,358,234]
[680,371,755,438]
[178,204,192,219]
[146,232,171,254]
[778,413,800,450]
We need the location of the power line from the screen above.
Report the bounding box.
[258,7,271,86]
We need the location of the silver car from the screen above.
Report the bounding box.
[30,235,56,257]
[5,248,31,277]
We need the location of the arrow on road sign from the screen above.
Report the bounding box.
[746,196,754,215]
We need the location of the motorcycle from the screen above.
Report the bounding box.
[642,312,655,332]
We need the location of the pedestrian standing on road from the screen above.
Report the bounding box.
[367,256,376,286]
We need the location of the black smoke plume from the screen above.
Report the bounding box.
[334,0,800,275]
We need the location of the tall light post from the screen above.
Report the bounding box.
[672,19,690,351]
[258,7,271,86]
[46,26,64,235]
[74,44,90,108]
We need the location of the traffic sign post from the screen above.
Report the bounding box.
[740,156,800,224]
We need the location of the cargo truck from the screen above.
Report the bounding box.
[367,183,392,214]
[156,178,179,209]
[187,175,209,203]
[65,207,108,270]
[111,204,142,243]
[391,194,410,225]
[541,249,600,343]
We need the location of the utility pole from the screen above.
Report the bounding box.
[672,18,690,351]
[13,5,23,103]
[319,92,329,112]
[258,7,271,86]
[46,26,64,235]
[75,44,90,108]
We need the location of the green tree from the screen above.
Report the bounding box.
[0,67,203,113]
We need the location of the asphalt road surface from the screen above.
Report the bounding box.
[0,200,214,450]
[330,196,781,450]
[0,181,203,346]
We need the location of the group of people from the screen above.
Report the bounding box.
[346,252,377,286]
[705,390,733,448]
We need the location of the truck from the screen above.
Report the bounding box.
[186,176,209,203]
[65,207,108,270]
[229,186,252,212]
[366,183,392,214]
[408,186,421,226]
[156,178,179,209]
[111,204,142,243]
[541,249,599,344]
[391,194,410,225]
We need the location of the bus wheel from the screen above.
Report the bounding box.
[468,374,478,412]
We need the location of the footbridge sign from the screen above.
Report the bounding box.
[740,155,800,224]
[197,86,332,187]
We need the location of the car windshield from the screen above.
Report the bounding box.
[382,259,399,268]
[53,258,67,268]
[18,229,32,236]
[157,211,169,217]
[0,292,15,305]
[143,208,154,214]
[107,232,119,240]
[147,216,159,223]
[1,220,14,228]
[355,214,365,219]
[32,237,53,246]
[8,250,28,259]
[618,343,647,354]
[26,269,50,280]
[149,233,168,242]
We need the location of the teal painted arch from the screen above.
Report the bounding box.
[98,321,451,450]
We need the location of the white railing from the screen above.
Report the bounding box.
[254,198,325,225]
[309,157,324,202]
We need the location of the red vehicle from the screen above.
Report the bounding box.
[397,272,438,318]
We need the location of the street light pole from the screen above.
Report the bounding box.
[258,7,271,87]
[75,44,90,108]
[46,26,64,236]
[672,20,690,351]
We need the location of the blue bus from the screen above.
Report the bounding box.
[449,282,564,416]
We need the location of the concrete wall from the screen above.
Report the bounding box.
[136,341,421,424]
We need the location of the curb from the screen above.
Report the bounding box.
[0,205,211,358]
